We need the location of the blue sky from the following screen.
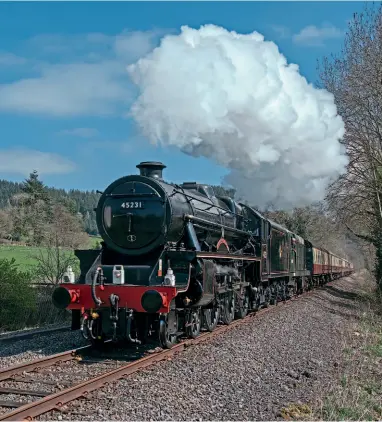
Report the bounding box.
[0,1,365,192]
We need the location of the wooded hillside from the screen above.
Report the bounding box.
[0,178,100,235]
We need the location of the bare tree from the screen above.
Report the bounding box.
[263,200,367,269]
[318,3,382,286]
[0,209,13,240]
[31,205,89,284]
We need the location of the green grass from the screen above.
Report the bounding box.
[318,283,382,422]
[0,235,100,273]
[89,235,102,248]
[0,245,43,271]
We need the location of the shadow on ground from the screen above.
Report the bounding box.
[297,273,370,321]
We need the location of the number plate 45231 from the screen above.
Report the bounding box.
[121,201,144,209]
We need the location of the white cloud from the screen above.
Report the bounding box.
[270,25,291,39]
[0,61,131,116]
[292,23,343,46]
[26,33,112,58]
[114,29,169,62]
[0,30,164,117]
[59,128,100,138]
[0,52,27,66]
[0,149,76,176]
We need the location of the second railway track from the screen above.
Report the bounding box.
[0,342,151,421]
[0,283,330,421]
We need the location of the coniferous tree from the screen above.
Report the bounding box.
[21,170,50,205]
[10,171,51,245]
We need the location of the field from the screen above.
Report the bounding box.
[0,235,102,273]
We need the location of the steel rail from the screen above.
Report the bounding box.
[0,278,343,421]
[0,326,71,344]
[0,345,92,382]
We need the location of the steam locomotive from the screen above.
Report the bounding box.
[52,161,354,348]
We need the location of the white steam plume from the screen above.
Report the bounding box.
[127,24,347,209]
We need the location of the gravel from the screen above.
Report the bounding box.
[0,354,131,418]
[33,272,367,421]
[0,329,89,369]
[0,323,68,340]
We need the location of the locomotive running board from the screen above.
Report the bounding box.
[196,252,260,261]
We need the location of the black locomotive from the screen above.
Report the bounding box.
[52,161,353,348]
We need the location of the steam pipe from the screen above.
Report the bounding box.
[91,267,102,307]
[186,221,201,251]
[184,214,250,236]
[80,314,89,340]
[88,319,97,340]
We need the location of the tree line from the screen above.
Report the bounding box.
[317,3,382,289]
[0,171,91,247]
[0,176,100,238]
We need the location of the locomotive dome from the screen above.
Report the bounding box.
[96,161,170,256]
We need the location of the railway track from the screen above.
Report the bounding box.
[0,326,71,344]
[0,342,148,421]
[0,282,332,421]
[0,345,94,419]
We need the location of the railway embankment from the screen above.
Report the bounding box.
[313,271,382,421]
[29,271,380,421]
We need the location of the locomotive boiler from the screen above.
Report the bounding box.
[97,161,258,257]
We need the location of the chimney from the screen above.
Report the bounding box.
[136,161,166,180]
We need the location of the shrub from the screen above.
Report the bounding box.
[0,258,37,331]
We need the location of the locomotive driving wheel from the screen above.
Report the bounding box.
[263,285,271,308]
[186,308,202,339]
[203,303,220,332]
[235,288,249,319]
[221,291,235,325]
[270,282,279,306]
[159,311,178,349]
[279,279,287,302]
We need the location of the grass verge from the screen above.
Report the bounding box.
[0,235,101,273]
[317,280,382,421]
